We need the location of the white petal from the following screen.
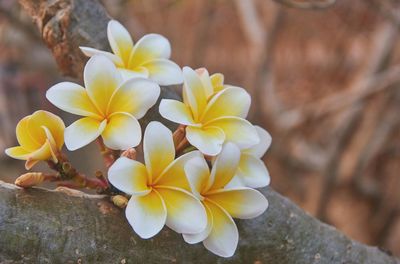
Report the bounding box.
[101,112,141,150]
[203,201,238,258]
[237,154,270,188]
[117,67,149,82]
[156,186,207,234]
[159,99,195,125]
[107,20,133,65]
[129,33,171,68]
[83,55,122,114]
[79,47,124,66]
[186,126,225,156]
[206,142,241,191]
[225,175,246,189]
[182,67,208,121]
[206,117,259,150]
[46,82,101,119]
[143,121,175,182]
[183,203,213,244]
[184,156,210,199]
[108,157,150,196]
[207,187,268,219]
[142,59,183,85]
[125,191,167,239]
[64,118,106,151]
[244,126,272,158]
[107,77,160,119]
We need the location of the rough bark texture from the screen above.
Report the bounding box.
[0,181,398,264]
[2,0,397,263]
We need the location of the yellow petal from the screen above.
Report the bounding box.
[107,20,133,65]
[108,157,151,196]
[206,187,268,219]
[16,116,41,151]
[206,142,240,191]
[27,110,65,149]
[203,200,238,258]
[128,33,171,69]
[5,146,31,160]
[84,55,122,115]
[182,67,208,122]
[201,86,251,123]
[210,73,224,93]
[159,99,195,126]
[101,112,141,150]
[195,68,213,98]
[64,117,107,151]
[186,126,225,156]
[143,122,175,183]
[46,82,102,119]
[206,117,259,149]
[125,190,167,239]
[156,186,207,234]
[155,151,202,190]
[107,78,160,119]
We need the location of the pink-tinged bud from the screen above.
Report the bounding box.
[173,125,186,148]
[111,195,128,208]
[121,148,137,160]
[15,172,44,188]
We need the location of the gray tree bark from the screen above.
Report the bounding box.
[1,0,397,263]
[1,181,398,264]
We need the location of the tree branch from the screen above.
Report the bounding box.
[272,0,336,10]
[0,181,398,263]
[5,0,398,262]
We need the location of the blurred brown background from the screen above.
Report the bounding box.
[1,0,400,257]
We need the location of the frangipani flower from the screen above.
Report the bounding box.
[108,121,207,239]
[159,66,259,156]
[80,20,183,85]
[5,110,65,169]
[183,143,268,257]
[46,55,160,151]
[227,126,272,188]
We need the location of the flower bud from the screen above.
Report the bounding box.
[15,172,44,188]
[121,148,136,160]
[111,195,128,208]
[173,125,186,148]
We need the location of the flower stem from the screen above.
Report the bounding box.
[45,150,110,193]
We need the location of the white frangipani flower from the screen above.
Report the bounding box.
[182,143,268,257]
[80,20,183,85]
[159,66,259,156]
[46,55,160,151]
[108,121,207,239]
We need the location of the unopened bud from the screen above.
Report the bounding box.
[111,195,128,208]
[173,125,186,148]
[15,172,44,187]
[121,148,137,160]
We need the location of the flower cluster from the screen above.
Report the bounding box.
[5,20,271,258]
